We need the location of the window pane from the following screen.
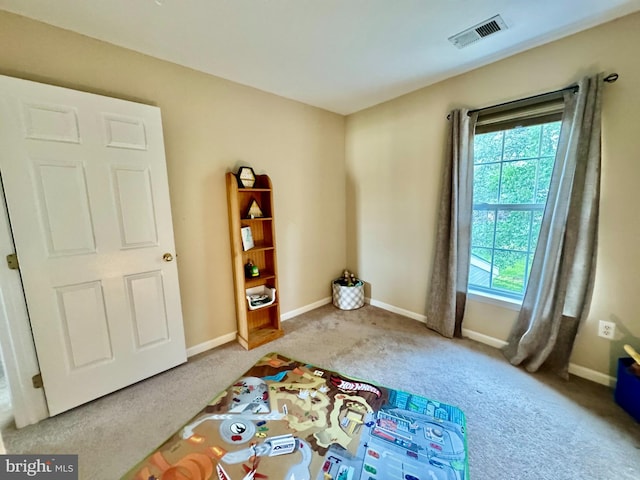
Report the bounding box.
[503,125,541,160]
[540,122,561,156]
[471,210,495,248]
[500,160,536,203]
[473,164,500,203]
[492,250,527,294]
[470,117,560,300]
[495,210,532,251]
[470,248,493,288]
[535,156,555,204]
[471,246,492,263]
[474,131,503,164]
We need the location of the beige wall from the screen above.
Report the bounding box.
[2,8,639,379]
[346,12,640,378]
[0,11,346,348]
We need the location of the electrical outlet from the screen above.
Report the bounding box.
[598,320,616,339]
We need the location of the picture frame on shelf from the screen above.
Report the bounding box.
[245,199,264,219]
[236,166,256,188]
[241,226,254,251]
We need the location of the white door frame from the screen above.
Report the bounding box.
[0,176,49,428]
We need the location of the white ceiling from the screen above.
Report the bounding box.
[1,0,639,114]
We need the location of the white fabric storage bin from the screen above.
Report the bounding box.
[332,281,364,310]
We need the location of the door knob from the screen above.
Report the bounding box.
[162,253,174,262]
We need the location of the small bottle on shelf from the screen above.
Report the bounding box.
[244,260,260,278]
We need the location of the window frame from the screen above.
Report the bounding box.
[468,104,564,303]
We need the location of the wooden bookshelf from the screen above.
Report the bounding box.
[226,172,283,349]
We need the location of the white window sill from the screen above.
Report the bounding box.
[467,290,522,311]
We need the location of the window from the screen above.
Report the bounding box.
[469,109,562,300]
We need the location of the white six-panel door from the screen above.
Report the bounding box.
[0,75,186,416]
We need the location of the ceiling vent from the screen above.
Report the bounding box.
[448,15,508,49]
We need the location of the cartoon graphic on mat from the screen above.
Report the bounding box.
[124,353,468,480]
[228,377,270,414]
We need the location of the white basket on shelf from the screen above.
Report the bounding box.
[245,285,276,310]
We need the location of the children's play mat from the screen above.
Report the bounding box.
[124,352,468,480]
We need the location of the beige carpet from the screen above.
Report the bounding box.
[2,304,639,479]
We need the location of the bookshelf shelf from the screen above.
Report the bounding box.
[226,172,283,349]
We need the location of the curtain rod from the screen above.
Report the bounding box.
[447,73,619,119]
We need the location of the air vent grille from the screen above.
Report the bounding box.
[476,20,502,38]
[448,15,508,49]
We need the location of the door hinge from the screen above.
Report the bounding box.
[32,373,43,389]
[6,253,19,270]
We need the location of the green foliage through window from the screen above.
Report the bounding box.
[469,121,561,299]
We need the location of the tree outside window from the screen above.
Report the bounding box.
[469,121,561,299]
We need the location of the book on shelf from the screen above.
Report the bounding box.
[241,226,254,251]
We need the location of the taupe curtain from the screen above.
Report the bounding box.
[426,109,477,338]
[504,74,603,377]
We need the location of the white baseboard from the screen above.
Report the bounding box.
[461,327,615,387]
[368,298,428,323]
[462,328,508,349]
[186,298,617,388]
[371,299,616,387]
[186,297,333,357]
[567,363,616,387]
[281,297,332,321]
[186,332,237,358]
